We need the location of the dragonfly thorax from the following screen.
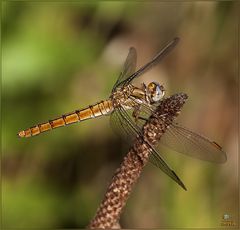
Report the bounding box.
[111,84,135,108]
[111,82,165,110]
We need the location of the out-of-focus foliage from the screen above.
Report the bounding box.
[2,1,238,228]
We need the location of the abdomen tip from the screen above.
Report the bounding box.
[18,131,25,138]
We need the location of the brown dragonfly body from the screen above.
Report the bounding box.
[18,100,113,138]
[18,84,153,138]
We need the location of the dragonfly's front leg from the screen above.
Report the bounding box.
[132,105,148,123]
[132,105,140,123]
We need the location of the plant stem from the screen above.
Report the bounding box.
[88,93,188,229]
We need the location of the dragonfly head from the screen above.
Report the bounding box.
[147,82,165,103]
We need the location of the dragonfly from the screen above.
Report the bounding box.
[18,37,227,190]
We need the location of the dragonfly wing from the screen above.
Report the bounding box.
[148,147,187,190]
[110,94,152,137]
[110,98,156,141]
[110,108,137,143]
[120,37,180,87]
[160,123,227,163]
[111,104,186,190]
[112,47,137,92]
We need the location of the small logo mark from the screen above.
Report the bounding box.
[223,214,231,220]
[221,213,236,227]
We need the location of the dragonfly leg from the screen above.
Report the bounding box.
[132,105,141,123]
[132,105,149,124]
[138,116,148,122]
[151,112,168,120]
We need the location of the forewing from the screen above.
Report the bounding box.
[112,47,137,92]
[121,37,180,87]
[160,123,227,163]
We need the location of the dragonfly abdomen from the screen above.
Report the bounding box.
[18,100,113,138]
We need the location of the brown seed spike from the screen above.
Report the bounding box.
[88,93,188,229]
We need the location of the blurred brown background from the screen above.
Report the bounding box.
[2,1,238,228]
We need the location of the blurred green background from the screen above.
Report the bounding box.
[2,1,238,228]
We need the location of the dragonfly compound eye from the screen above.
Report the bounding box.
[147,82,165,102]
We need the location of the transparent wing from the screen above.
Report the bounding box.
[160,123,227,163]
[110,97,155,141]
[148,151,186,190]
[110,108,137,143]
[119,37,180,88]
[112,47,137,92]
[110,103,186,190]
